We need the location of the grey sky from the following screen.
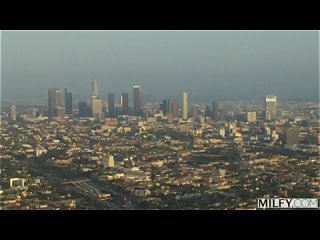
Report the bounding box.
[1,30,319,103]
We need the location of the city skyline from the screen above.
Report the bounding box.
[7,82,300,122]
[2,79,318,122]
[1,31,319,103]
[1,31,319,211]
[3,78,317,108]
[2,86,319,210]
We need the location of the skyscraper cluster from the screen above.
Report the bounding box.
[48,80,147,120]
[159,99,179,120]
[46,80,279,125]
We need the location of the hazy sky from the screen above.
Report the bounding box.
[1,31,319,103]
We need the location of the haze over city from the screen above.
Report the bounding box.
[1,31,319,103]
[1,30,319,211]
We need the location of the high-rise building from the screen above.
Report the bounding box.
[159,101,165,115]
[246,111,257,122]
[119,95,122,106]
[212,101,219,121]
[191,104,199,121]
[160,99,172,116]
[91,80,103,118]
[92,80,99,98]
[166,99,171,115]
[10,105,16,121]
[48,88,64,119]
[182,92,188,120]
[205,106,212,119]
[285,128,299,147]
[133,86,143,116]
[64,88,73,115]
[92,99,103,118]
[171,101,178,118]
[121,93,129,115]
[160,100,167,116]
[78,101,91,117]
[265,95,277,121]
[108,93,115,117]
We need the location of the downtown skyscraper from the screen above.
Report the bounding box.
[121,93,129,115]
[48,88,65,119]
[160,99,171,116]
[212,101,219,121]
[171,101,179,119]
[91,80,103,119]
[132,86,143,116]
[182,92,188,120]
[65,88,72,115]
[265,95,277,120]
[78,101,91,117]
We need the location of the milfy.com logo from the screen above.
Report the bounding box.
[257,198,319,209]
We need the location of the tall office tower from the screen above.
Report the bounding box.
[159,99,171,116]
[285,128,299,147]
[48,88,64,119]
[121,93,129,115]
[159,100,167,115]
[212,101,219,121]
[133,86,143,116]
[108,93,115,117]
[166,99,171,115]
[171,101,178,118]
[79,101,91,117]
[163,100,168,115]
[191,104,199,121]
[92,80,99,98]
[182,92,188,120]
[205,106,212,119]
[265,95,277,121]
[159,101,165,115]
[10,105,17,121]
[64,88,73,115]
[91,80,103,118]
[92,99,103,118]
[246,111,257,123]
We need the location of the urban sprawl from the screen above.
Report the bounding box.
[1,80,319,210]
